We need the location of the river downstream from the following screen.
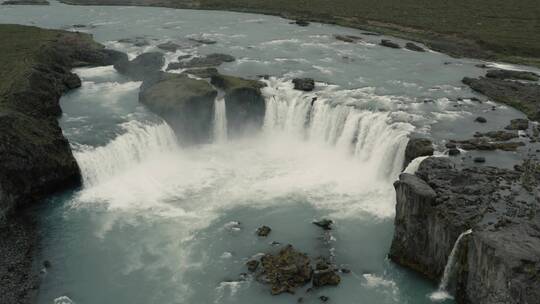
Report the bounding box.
[0,1,533,304]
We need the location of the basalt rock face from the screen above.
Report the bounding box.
[403,138,433,168]
[211,74,266,137]
[0,25,125,304]
[0,26,124,220]
[139,73,217,143]
[390,157,540,304]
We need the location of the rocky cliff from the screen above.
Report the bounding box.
[0,24,124,303]
[390,157,540,304]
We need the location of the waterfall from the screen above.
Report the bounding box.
[430,229,473,301]
[262,78,414,180]
[75,120,178,187]
[213,97,228,143]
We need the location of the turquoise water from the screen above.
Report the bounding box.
[0,1,533,303]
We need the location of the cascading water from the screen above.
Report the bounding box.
[214,97,228,143]
[75,120,178,187]
[430,229,473,301]
[262,78,414,180]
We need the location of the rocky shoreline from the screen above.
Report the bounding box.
[391,153,539,303]
[0,24,124,303]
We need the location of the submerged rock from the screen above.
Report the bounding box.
[117,36,150,47]
[188,37,217,45]
[139,73,217,143]
[390,157,540,304]
[380,39,401,49]
[403,138,434,168]
[473,156,486,163]
[211,74,266,137]
[256,225,272,237]
[292,78,315,91]
[405,42,425,52]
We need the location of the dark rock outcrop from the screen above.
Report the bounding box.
[114,52,164,81]
[462,77,540,121]
[211,74,266,137]
[256,225,272,237]
[292,78,315,91]
[390,157,540,304]
[474,116,486,123]
[313,219,333,230]
[167,53,235,70]
[403,138,434,168]
[157,41,181,52]
[405,42,425,52]
[257,245,314,295]
[293,20,310,27]
[448,138,524,151]
[0,24,125,304]
[183,67,218,78]
[505,118,529,130]
[139,73,217,143]
[380,39,401,49]
[486,69,539,81]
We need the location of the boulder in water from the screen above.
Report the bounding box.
[211,74,266,137]
[405,42,425,52]
[157,41,182,52]
[313,219,333,230]
[380,39,401,49]
[139,73,217,143]
[312,258,341,287]
[474,116,487,123]
[403,138,434,168]
[334,34,362,43]
[293,20,310,27]
[292,78,315,91]
[257,245,313,295]
[114,52,165,81]
[256,225,272,237]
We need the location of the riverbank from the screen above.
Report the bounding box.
[57,0,540,68]
[0,24,124,303]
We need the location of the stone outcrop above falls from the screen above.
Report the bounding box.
[113,52,163,81]
[390,157,540,304]
[139,73,217,143]
[211,74,266,137]
[403,137,434,168]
